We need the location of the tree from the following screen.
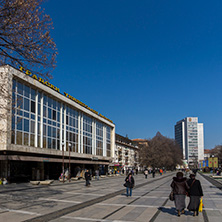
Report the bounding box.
[139,132,182,170]
[211,145,222,167]
[0,0,57,78]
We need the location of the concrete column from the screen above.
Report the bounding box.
[35,92,38,147]
[80,113,83,153]
[103,126,106,156]
[60,104,63,151]
[0,159,9,179]
[0,66,12,150]
[40,93,43,148]
[92,120,96,155]
[78,112,81,153]
[64,105,66,151]
[39,162,44,180]
[111,127,115,158]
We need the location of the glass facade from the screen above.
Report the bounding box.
[66,106,79,152]
[187,122,198,159]
[96,121,103,156]
[106,126,111,157]
[83,114,92,154]
[12,80,36,147]
[11,79,112,157]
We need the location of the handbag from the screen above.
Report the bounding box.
[123,182,127,187]
[169,190,175,201]
[198,198,203,212]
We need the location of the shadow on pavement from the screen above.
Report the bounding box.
[159,207,193,216]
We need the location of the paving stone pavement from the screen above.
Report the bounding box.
[0,172,221,222]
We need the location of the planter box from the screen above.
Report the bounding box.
[30,181,40,185]
[40,180,54,185]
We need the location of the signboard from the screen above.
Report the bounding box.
[208,157,218,168]
[19,66,113,123]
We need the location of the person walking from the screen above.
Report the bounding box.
[84,169,91,187]
[187,174,203,216]
[171,172,189,217]
[152,168,156,178]
[125,172,135,197]
[144,169,148,179]
[95,169,100,180]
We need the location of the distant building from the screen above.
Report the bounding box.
[132,138,149,147]
[175,117,204,165]
[111,134,139,172]
[204,149,212,159]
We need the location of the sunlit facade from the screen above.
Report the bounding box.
[111,134,139,172]
[175,117,204,165]
[0,65,115,181]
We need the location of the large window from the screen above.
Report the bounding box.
[11,79,61,149]
[106,126,111,157]
[42,94,61,149]
[66,106,79,152]
[96,121,103,156]
[83,114,92,154]
[12,80,36,146]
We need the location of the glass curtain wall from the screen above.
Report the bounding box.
[66,106,79,152]
[96,121,103,155]
[12,79,61,150]
[83,114,92,154]
[11,79,112,157]
[42,94,61,149]
[106,126,111,157]
[12,80,36,146]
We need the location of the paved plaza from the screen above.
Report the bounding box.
[0,172,221,222]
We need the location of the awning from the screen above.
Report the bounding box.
[0,155,109,165]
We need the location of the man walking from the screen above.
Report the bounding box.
[95,169,100,180]
[85,169,91,186]
[152,168,155,178]
[144,169,148,179]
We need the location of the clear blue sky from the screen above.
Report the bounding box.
[43,0,222,149]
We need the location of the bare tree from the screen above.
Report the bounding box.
[0,0,57,78]
[211,145,222,167]
[139,132,182,170]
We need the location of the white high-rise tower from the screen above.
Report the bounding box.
[175,117,204,165]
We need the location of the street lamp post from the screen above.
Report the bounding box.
[212,155,215,175]
[61,142,65,183]
[68,143,71,182]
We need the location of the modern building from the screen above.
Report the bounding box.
[111,134,139,173]
[0,65,115,182]
[175,117,204,166]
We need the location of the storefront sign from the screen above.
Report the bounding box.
[19,66,113,123]
[19,66,60,93]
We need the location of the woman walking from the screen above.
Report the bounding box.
[187,174,203,216]
[125,172,135,197]
[171,172,189,217]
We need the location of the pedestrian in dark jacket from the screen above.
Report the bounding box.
[171,172,189,217]
[125,172,135,197]
[84,169,91,187]
[187,174,203,216]
[152,169,155,178]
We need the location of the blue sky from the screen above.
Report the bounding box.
[43,0,222,149]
